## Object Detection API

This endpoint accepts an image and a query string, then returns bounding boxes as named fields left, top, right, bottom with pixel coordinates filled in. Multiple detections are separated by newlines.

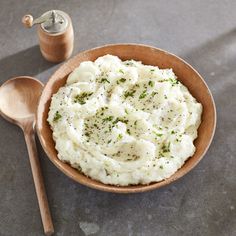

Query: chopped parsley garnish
left=117, top=134, right=123, bottom=140
left=100, top=78, right=110, bottom=83
left=125, top=109, right=129, bottom=114
left=151, top=91, right=158, bottom=97
left=150, top=69, right=155, bottom=72
left=158, top=78, right=179, bottom=85
left=112, top=118, right=120, bottom=124
left=74, top=92, right=93, bottom=105
left=169, top=78, right=179, bottom=85
left=119, top=69, right=124, bottom=74
left=117, top=78, right=126, bottom=84
left=148, top=81, right=154, bottom=87
left=103, top=116, right=114, bottom=122
left=161, top=78, right=179, bottom=85
left=171, top=130, right=175, bottom=134
left=125, top=61, right=133, bottom=66
left=139, top=90, right=147, bottom=99
left=162, top=142, right=170, bottom=153
left=112, top=117, right=128, bottom=125
left=127, top=129, right=131, bottom=135
left=53, top=111, right=62, bottom=122
left=79, top=100, right=86, bottom=105
left=153, top=131, right=163, bottom=137
left=159, top=165, right=163, bottom=169
left=124, top=90, right=136, bottom=98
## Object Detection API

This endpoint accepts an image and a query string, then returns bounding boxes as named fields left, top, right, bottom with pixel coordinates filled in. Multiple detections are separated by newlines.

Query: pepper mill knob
left=22, top=15, right=34, bottom=28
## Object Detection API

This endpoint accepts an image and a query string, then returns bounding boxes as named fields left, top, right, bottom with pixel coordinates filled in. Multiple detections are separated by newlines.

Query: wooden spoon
left=0, top=76, right=54, bottom=236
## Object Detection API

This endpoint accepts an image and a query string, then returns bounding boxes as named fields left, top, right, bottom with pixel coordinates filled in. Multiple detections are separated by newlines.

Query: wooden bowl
left=37, top=44, right=216, bottom=193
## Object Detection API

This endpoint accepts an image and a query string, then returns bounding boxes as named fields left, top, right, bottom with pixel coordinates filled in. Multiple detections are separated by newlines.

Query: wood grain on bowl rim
left=36, top=44, right=217, bottom=193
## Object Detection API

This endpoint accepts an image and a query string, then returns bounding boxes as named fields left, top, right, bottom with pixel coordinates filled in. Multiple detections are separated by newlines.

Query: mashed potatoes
left=48, top=55, right=202, bottom=186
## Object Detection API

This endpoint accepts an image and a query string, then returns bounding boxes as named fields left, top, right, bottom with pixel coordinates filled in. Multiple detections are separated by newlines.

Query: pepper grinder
left=22, top=10, right=74, bottom=63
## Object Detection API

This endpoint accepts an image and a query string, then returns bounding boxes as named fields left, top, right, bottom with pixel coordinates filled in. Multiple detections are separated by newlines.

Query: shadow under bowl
left=36, top=44, right=216, bottom=193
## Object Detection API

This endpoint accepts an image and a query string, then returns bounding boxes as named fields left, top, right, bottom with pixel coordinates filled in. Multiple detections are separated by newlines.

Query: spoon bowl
left=0, top=76, right=43, bottom=123
left=0, top=76, right=54, bottom=236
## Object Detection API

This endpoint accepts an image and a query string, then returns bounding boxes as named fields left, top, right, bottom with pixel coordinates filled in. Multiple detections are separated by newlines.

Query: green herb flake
left=122, top=119, right=129, bottom=124
left=100, top=78, right=110, bottom=84
left=162, top=142, right=170, bottom=153
left=148, top=81, right=154, bottom=87
left=159, top=165, right=164, bottom=169
left=153, top=131, right=163, bottom=137
left=139, top=90, right=147, bottom=99
left=103, top=116, right=114, bottom=122
left=169, top=78, right=179, bottom=85
left=125, top=61, right=133, bottom=66
left=117, top=134, right=123, bottom=140
left=124, top=90, right=136, bottom=98
left=112, top=117, right=120, bottom=125
left=113, top=117, right=128, bottom=125
left=117, top=78, right=126, bottom=85
left=74, top=92, right=93, bottom=105
left=171, top=130, right=175, bottom=134
left=151, top=91, right=158, bottom=97
left=119, top=69, right=124, bottom=74
left=53, top=111, right=62, bottom=122
left=150, top=69, right=155, bottom=72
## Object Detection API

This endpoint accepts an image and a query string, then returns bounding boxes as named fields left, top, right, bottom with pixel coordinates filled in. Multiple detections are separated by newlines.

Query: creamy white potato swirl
left=48, top=55, right=202, bottom=186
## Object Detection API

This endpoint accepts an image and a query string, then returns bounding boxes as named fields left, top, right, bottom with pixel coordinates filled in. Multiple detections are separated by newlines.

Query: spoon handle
left=24, top=125, right=54, bottom=236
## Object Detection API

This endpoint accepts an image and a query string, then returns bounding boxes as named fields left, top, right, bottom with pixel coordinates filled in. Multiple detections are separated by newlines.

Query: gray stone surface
left=0, top=0, right=235, bottom=235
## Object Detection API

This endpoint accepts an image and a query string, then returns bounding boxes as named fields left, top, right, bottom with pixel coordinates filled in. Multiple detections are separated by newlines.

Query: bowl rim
left=36, top=43, right=217, bottom=193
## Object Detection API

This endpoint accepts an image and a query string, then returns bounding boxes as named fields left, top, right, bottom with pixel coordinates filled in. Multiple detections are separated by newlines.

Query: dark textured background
left=0, top=0, right=235, bottom=235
